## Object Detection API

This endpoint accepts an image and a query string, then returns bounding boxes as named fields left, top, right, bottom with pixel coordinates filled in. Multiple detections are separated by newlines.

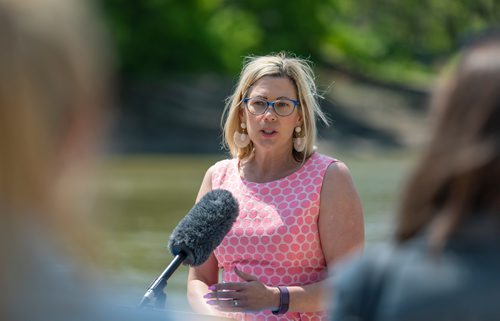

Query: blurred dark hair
left=395, top=30, right=500, bottom=249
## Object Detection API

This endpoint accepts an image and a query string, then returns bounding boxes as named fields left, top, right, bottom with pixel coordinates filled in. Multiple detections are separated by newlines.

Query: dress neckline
left=236, top=152, right=317, bottom=185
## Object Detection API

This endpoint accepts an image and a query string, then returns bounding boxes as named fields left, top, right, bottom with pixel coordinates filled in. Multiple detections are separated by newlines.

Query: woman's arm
left=319, top=161, right=365, bottom=266
left=188, top=254, right=223, bottom=315
left=186, top=166, right=225, bottom=316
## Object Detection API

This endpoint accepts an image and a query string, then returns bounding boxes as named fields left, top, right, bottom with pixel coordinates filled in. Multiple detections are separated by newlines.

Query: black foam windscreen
left=168, top=189, right=239, bottom=266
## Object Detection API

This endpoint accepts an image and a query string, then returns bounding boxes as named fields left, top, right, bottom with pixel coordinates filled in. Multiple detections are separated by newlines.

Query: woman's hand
left=204, top=267, right=280, bottom=312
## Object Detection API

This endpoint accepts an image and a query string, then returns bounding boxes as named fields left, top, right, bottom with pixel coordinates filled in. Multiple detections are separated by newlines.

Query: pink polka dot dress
left=211, top=152, right=337, bottom=321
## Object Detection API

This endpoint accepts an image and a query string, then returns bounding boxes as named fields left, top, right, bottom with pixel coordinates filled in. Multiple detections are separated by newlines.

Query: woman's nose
left=263, top=105, right=277, bottom=120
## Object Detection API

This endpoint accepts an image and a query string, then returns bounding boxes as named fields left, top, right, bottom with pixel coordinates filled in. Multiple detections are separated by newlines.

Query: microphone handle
left=139, top=251, right=187, bottom=309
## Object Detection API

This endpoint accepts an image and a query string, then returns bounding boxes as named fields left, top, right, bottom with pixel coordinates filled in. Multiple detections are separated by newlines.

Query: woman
left=330, top=32, right=500, bottom=321
left=188, top=53, right=365, bottom=321
left=0, top=0, right=167, bottom=320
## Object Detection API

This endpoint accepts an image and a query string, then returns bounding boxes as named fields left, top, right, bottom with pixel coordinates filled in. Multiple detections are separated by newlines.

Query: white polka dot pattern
left=211, top=152, right=337, bottom=321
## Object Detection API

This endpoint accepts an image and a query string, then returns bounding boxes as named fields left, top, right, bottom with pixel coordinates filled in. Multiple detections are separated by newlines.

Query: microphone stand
left=139, top=252, right=187, bottom=309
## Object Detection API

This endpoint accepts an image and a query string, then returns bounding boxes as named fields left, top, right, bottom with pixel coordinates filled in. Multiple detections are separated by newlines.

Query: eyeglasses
left=243, top=97, right=299, bottom=117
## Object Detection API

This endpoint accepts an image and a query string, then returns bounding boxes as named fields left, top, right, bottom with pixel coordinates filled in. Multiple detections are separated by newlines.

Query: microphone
left=139, top=189, right=239, bottom=309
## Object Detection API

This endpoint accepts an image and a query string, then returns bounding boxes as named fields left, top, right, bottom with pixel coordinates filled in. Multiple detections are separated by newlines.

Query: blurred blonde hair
left=0, top=0, right=112, bottom=259
left=222, top=53, right=329, bottom=162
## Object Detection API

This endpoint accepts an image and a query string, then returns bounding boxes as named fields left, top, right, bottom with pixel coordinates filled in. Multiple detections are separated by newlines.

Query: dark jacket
left=329, top=223, right=500, bottom=321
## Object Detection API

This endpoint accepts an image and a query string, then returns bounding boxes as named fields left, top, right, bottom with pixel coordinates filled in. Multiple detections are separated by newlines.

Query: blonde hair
left=222, top=53, right=329, bottom=162
left=0, top=0, right=111, bottom=259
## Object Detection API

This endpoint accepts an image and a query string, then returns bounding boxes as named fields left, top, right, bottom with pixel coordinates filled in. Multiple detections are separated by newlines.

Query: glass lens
left=246, top=98, right=268, bottom=114
left=274, top=99, right=294, bottom=116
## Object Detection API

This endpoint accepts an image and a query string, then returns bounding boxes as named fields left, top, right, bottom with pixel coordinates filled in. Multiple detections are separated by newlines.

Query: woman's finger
left=207, top=298, right=245, bottom=311
left=204, top=290, right=238, bottom=300
left=234, top=267, right=259, bottom=282
left=209, top=282, right=244, bottom=292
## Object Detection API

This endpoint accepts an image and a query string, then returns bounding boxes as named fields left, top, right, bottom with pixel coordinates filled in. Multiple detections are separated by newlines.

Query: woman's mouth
left=260, top=129, right=277, bottom=136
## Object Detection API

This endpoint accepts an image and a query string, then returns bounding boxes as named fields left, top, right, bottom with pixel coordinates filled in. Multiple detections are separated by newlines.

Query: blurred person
left=187, top=53, right=365, bottom=321
left=0, top=0, right=169, bottom=320
left=329, top=31, right=500, bottom=321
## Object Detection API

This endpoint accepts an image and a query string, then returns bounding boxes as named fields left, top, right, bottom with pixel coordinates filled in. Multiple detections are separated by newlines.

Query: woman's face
left=241, top=76, right=302, bottom=153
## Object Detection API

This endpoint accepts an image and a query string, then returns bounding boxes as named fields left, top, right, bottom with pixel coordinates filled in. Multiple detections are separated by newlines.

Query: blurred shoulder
left=331, top=238, right=434, bottom=295
left=328, top=244, right=398, bottom=320
left=331, top=244, right=396, bottom=287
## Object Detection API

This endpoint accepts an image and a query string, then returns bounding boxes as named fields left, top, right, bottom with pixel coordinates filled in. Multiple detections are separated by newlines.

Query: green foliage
left=99, top=0, right=500, bottom=84
left=100, top=0, right=330, bottom=77
left=205, top=6, right=262, bottom=72
left=319, top=0, right=500, bottom=84
left=101, top=0, right=225, bottom=76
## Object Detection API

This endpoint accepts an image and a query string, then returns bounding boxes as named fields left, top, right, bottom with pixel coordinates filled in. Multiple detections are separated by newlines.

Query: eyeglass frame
left=242, top=97, right=300, bottom=117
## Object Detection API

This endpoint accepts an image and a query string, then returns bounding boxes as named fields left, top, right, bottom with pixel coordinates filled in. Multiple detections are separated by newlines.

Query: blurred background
left=91, top=0, right=499, bottom=312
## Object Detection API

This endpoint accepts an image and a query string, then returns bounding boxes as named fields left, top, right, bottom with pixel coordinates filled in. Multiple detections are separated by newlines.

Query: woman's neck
left=240, top=148, right=302, bottom=183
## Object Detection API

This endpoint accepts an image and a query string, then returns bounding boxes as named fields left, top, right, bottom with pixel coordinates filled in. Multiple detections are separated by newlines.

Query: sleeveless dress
left=211, top=152, right=337, bottom=321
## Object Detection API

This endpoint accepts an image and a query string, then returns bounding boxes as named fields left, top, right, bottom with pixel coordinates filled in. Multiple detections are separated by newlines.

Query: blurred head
left=223, top=52, right=328, bottom=162
left=396, top=31, right=500, bottom=248
left=0, top=0, right=112, bottom=252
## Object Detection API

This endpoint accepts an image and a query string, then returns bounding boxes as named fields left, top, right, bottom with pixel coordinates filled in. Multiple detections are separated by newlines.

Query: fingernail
left=203, top=294, right=210, bottom=299
left=208, top=285, right=216, bottom=291
left=206, top=301, right=216, bottom=306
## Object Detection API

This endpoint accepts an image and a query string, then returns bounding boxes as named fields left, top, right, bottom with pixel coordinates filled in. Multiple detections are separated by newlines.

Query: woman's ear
left=296, top=114, right=303, bottom=128
left=239, top=107, right=245, bottom=124
left=297, top=107, right=303, bottom=123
